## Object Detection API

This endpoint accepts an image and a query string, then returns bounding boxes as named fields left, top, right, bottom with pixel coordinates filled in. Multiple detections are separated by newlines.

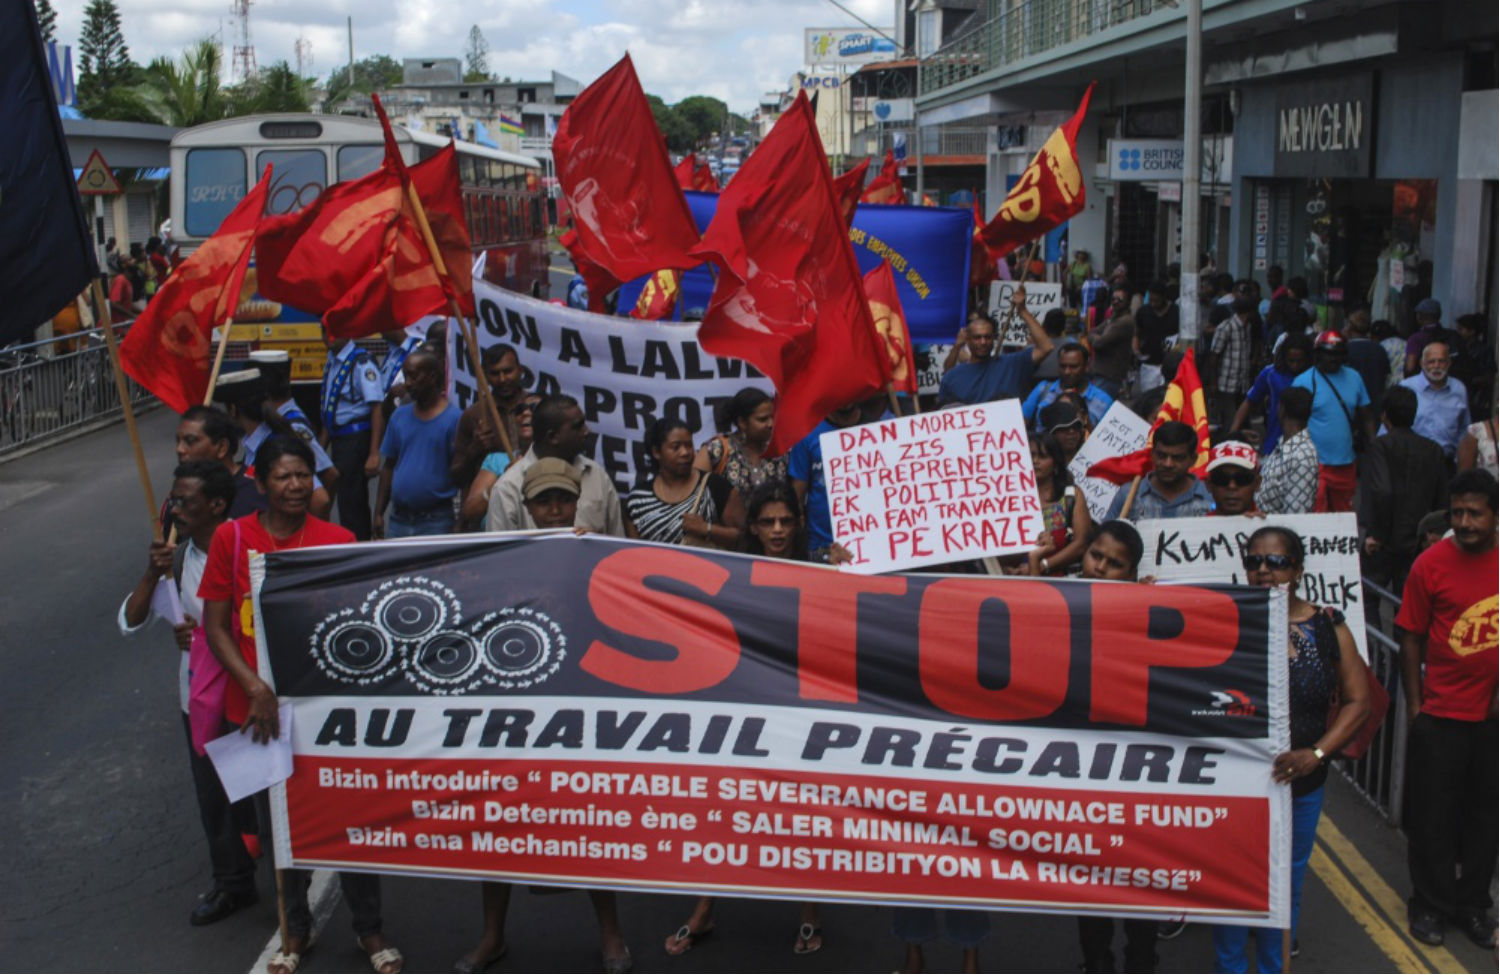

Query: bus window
left=337, top=144, right=384, bottom=181
left=184, top=148, right=247, bottom=237
left=258, top=149, right=327, bottom=215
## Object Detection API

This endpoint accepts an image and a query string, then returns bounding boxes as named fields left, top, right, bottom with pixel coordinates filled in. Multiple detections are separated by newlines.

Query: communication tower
left=230, top=0, right=257, bottom=83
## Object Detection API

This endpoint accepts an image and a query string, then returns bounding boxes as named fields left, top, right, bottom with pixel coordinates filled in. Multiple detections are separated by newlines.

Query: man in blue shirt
left=1292, top=331, right=1376, bottom=512
left=788, top=401, right=865, bottom=561
left=374, top=347, right=461, bottom=538
left=1401, top=341, right=1471, bottom=462
left=938, top=287, right=1054, bottom=405
left=1021, top=342, right=1112, bottom=431
left=320, top=338, right=387, bottom=539
left=1103, top=421, right=1214, bottom=521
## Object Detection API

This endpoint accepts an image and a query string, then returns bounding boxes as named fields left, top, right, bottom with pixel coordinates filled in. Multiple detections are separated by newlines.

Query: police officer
left=379, top=329, right=424, bottom=401
left=319, top=337, right=385, bottom=540
left=249, top=350, right=339, bottom=494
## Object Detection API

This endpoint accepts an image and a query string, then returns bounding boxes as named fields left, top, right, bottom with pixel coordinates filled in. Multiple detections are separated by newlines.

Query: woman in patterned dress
left=694, top=387, right=787, bottom=496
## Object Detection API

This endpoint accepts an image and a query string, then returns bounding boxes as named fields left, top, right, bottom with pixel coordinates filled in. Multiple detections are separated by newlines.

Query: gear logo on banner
left=308, top=576, right=566, bottom=695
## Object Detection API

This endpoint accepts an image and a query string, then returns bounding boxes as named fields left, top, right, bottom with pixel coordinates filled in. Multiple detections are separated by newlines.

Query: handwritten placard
left=989, top=281, right=1063, bottom=348
left=917, top=343, right=952, bottom=396
left=822, top=400, right=1044, bottom=574
left=1137, top=512, right=1369, bottom=662
left=1068, top=402, right=1152, bottom=521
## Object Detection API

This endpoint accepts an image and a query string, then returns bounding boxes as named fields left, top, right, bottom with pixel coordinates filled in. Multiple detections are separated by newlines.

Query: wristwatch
left=1312, top=747, right=1327, bottom=764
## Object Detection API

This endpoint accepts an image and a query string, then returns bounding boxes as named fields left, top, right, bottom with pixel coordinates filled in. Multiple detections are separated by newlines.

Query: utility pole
left=1179, top=0, right=1202, bottom=340
left=915, top=56, right=924, bottom=202
left=347, top=16, right=355, bottom=89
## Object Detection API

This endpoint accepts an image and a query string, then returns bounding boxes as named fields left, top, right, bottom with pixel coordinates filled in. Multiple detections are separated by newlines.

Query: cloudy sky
left=53, top=0, right=896, bottom=111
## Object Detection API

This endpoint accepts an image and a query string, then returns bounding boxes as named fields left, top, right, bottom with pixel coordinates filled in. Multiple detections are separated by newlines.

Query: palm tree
left=139, top=38, right=227, bottom=127
left=230, top=61, right=311, bottom=115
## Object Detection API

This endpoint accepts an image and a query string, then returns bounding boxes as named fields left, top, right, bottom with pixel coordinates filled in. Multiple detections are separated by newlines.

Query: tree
left=646, top=94, right=695, bottom=154
left=464, top=25, right=489, bottom=82
left=239, top=61, right=312, bottom=114
left=674, top=95, right=730, bottom=146
left=77, top=0, right=137, bottom=116
left=34, top=0, right=57, bottom=42
left=139, top=38, right=227, bottom=127
left=322, top=53, right=403, bottom=106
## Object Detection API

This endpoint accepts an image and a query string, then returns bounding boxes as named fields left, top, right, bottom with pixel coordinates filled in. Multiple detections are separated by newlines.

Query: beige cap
left=522, top=457, right=582, bottom=500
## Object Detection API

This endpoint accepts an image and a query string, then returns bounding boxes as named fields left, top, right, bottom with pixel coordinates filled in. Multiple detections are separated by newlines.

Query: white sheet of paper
left=205, top=703, right=294, bottom=803
left=1068, top=402, right=1152, bottom=522
left=150, top=577, right=185, bottom=626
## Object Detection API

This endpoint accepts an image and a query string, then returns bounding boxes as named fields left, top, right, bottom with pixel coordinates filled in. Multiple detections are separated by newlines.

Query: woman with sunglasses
left=460, top=394, right=542, bottom=529
left=1211, top=526, right=1370, bottom=973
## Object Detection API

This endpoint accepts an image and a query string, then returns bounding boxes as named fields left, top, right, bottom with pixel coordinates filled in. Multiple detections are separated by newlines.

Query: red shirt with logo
left=199, top=513, right=355, bottom=723
left=1396, top=538, right=1499, bottom=721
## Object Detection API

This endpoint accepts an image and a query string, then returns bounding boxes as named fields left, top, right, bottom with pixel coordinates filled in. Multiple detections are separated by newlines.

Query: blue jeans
left=1211, top=786, right=1324, bottom=973
left=892, top=908, right=990, bottom=947
left=386, top=504, right=454, bottom=538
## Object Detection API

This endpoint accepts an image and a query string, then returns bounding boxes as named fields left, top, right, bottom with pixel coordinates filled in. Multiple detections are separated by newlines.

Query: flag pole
left=998, top=237, right=1043, bottom=339
left=93, top=278, right=160, bottom=538
left=1117, top=474, right=1144, bottom=520
left=205, top=319, right=236, bottom=400
left=402, top=182, right=515, bottom=462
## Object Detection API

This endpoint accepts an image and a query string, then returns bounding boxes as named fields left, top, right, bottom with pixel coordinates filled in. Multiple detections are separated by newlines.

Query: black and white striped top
left=624, top=472, right=733, bottom=545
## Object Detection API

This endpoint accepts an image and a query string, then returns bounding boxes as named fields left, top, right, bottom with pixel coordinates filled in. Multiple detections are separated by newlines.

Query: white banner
left=1068, top=403, right=1152, bottom=522
left=989, top=281, right=1062, bottom=348
left=1137, top=512, right=1369, bottom=662
left=450, top=282, right=772, bottom=492
left=821, top=400, right=1044, bottom=574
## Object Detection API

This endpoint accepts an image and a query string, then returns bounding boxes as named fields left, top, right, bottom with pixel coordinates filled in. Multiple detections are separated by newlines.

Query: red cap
left=1314, top=330, right=1345, bottom=349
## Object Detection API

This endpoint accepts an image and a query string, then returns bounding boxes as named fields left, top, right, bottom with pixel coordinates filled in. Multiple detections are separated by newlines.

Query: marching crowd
left=116, top=259, right=1497, bottom=974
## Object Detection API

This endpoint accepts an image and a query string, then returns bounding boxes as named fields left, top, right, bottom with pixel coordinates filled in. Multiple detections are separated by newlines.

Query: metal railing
left=0, top=327, right=156, bottom=459
left=1336, top=577, right=1408, bottom=825
left=921, top=0, right=1171, bottom=95
left=854, top=125, right=991, bottom=159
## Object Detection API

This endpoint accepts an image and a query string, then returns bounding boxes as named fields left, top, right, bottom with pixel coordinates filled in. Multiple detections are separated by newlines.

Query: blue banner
left=0, top=0, right=97, bottom=344
left=617, top=193, right=973, bottom=341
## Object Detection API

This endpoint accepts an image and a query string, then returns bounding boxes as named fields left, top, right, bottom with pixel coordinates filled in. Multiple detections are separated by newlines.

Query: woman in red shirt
left=200, top=436, right=402, bottom=974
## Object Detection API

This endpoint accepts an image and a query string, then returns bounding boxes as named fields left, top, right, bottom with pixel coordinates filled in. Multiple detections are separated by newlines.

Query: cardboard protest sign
left=1068, top=403, right=1152, bottom=521
left=916, top=344, right=952, bottom=397
left=1136, top=512, right=1369, bottom=662
left=256, top=534, right=1291, bottom=927
left=451, top=279, right=772, bottom=491
left=820, top=400, right=1044, bottom=573
left=990, top=280, right=1063, bottom=348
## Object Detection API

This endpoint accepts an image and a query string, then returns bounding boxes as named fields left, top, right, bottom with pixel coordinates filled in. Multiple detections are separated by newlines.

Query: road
left=0, top=409, right=1492, bottom=974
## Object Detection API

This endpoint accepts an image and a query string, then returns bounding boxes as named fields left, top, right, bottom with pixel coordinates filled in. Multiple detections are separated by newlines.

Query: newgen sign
left=1272, top=74, right=1373, bottom=178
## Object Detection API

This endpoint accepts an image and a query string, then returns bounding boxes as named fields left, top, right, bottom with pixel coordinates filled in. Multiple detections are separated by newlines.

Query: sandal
left=268, top=935, right=315, bottom=974
left=358, top=938, right=404, bottom=974
left=664, top=923, right=714, bottom=956
left=603, top=946, right=633, bottom=973
left=453, top=944, right=507, bottom=973
left=793, top=922, right=823, bottom=955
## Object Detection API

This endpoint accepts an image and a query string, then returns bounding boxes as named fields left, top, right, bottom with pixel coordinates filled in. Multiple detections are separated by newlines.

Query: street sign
left=76, top=149, right=122, bottom=196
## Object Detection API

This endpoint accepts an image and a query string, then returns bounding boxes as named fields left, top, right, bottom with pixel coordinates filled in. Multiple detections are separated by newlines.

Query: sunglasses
left=1210, top=469, right=1256, bottom=488
left=1242, top=554, right=1296, bottom=572
left=512, top=402, right=538, bottom=416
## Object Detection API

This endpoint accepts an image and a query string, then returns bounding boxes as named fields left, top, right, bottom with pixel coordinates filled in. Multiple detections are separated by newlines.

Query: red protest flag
left=559, top=227, right=622, bottom=315
left=674, top=153, right=698, bottom=191
left=693, top=162, right=717, bottom=193
left=690, top=92, right=886, bottom=456
left=552, top=54, right=701, bottom=289
left=118, top=167, right=270, bottom=413
left=631, top=268, right=682, bottom=320
left=831, top=157, right=871, bottom=227
left=969, top=198, right=998, bottom=290
left=978, top=82, right=1095, bottom=259
left=255, top=119, right=473, bottom=338
left=863, top=261, right=918, bottom=395
left=1086, top=346, right=1212, bottom=484
left=860, top=149, right=904, bottom=204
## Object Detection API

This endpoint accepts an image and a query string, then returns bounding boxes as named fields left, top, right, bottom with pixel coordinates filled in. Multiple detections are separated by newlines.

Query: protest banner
left=615, top=193, right=972, bottom=341
left=255, top=534, right=1290, bottom=925
left=916, top=344, right=952, bottom=397
left=821, top=400, right=1045, bottom=573
left=1068, top=403, right=1152, bottom=521
left=990, top=280, right=1063, bottom=348
left=1137, top=512, right=1369, bottom=662
left=450, top=279, right=772, bottom=491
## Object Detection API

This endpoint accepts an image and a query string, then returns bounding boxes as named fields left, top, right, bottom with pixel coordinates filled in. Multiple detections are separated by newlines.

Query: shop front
left=1231, top=59, right=1469, bottom=332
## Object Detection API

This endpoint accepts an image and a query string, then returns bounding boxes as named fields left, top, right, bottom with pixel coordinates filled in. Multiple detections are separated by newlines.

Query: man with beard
left=451, top=344, right=526, bottom=492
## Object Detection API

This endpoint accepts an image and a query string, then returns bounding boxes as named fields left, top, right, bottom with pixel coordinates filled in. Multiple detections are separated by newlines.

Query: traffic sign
left=76, top=149, right=122, bottom=195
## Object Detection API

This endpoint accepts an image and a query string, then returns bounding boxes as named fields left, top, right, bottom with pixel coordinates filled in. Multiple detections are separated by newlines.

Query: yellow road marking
left=1310, top=845, right=1432, bottom=972
left=549, top=265, right=575, bottom=276
left=1315, top=816, right=1472, bottom=973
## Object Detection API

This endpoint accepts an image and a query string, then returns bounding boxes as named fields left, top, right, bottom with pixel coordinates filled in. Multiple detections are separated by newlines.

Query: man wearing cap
left=1404, top=298, right=1453, bottom=378
left=1255, top=387, right=1320, bottom=515
left=1039, top=400, right=1087, bottom=465
left=1205, top=441, right=1262, bottom=516
left=1103, top=420, right=1213, bottom=521
left=1291, top=331, right=1375, bottom=512
left=1021, top=342, right=1113, bottom=432
left=937, top=288, right=1054, bottom=406
left=1400, top=342, right=1470, bottom=463
left=320, top=338, right=386, bottom=540
left=522, top=458, right=583, bottom=529
left=486, top=394, right=624, bottom=536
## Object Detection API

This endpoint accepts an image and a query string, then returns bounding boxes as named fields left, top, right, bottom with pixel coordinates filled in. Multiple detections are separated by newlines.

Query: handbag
left=1317, top=608, right=1389, bottom=760
left=187, top=520, right=239, bottom=755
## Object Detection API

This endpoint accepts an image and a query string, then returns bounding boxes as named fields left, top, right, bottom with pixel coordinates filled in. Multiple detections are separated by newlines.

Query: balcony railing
left=920, top=0, right=1170, bottom=95
left=853, top=125, right=991, bottom=159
